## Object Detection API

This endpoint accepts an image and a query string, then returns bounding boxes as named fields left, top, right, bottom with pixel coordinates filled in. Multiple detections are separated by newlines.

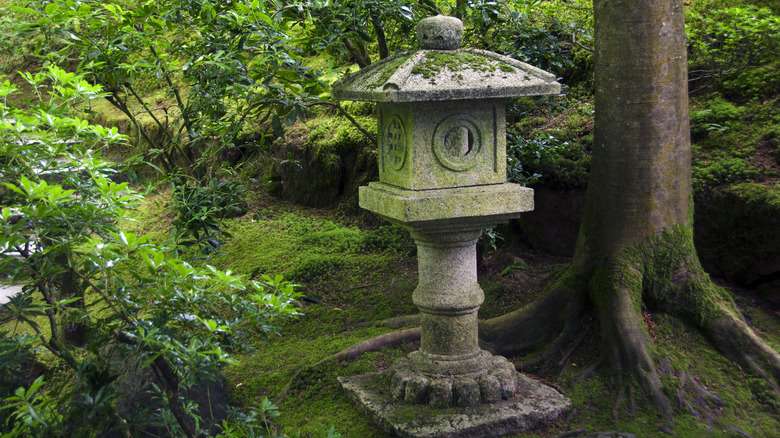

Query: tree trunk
left=479, top=0, right=780, bottom=422
left=578, top=0, right=691, bottom=269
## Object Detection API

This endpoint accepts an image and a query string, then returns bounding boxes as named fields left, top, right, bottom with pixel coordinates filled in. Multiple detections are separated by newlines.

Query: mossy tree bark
left=480, top=0, right=780, bottom=420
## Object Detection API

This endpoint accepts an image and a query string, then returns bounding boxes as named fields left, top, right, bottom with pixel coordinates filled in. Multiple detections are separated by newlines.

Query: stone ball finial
left=417, top=15, right=464, bottom=50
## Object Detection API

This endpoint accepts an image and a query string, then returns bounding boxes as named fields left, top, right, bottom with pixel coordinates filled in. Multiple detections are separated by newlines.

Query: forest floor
left=126, top=188, right=780, bottom=438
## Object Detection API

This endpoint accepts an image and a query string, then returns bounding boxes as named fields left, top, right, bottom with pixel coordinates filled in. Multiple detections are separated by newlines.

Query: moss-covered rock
left=694, top=182, right=780, bottom=288
left=268, top=112, right=377, bottom=208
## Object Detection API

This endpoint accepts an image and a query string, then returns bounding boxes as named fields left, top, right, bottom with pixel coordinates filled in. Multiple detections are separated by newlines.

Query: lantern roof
left=332, top=16, right=561, bottom=103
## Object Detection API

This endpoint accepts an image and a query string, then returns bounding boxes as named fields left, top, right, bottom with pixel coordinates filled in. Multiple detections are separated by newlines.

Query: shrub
left=690, top=97, right=745, bottom=141
left=507, top=133, right=591, bottom=189
left=0, top=69, right=299, bottom=436
left=170, top=177, right=247, bottom=257
left=462, top=0, right=590, bottom=78
left=687, top=7, right=780, bottom=98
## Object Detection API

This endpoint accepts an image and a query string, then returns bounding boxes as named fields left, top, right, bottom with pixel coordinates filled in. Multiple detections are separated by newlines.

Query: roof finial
left=416, top=15, right=464, bottom=50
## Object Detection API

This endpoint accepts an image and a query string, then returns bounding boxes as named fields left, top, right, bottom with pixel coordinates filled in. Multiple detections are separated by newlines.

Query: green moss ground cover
left=114, top=191, right=780, bottom=437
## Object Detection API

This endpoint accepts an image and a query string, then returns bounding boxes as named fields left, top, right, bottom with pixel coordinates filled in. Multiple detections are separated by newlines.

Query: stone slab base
left=338, top=372, right=570, bottom=438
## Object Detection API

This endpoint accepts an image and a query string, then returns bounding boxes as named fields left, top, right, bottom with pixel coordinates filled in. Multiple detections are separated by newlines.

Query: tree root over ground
left=477, top=230, right=780, bottom=426
left=275, top=327, right=420, bottom=404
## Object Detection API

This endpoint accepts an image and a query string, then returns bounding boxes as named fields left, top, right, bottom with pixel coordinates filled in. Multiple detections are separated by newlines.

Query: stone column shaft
left=410, top=230, right=485, bottom=375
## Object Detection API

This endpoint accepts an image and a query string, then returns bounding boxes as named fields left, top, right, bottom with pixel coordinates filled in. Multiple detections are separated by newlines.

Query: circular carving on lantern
left=433, top=115, right=482, bottom=172
left=384, top=115, right=407, bottom=171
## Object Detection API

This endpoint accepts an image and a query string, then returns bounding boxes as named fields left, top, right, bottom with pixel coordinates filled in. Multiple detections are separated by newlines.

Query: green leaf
left=11, top=6, right=41, bottom=15
left=3, top=182, right=26, bottom=196
left=256, top=12, right=273, bottom=26
left=77, top=3, right=92, bottom=16
left=44, top=3, right=59, bottom=15
left=57, top=297, right=83, bottom=307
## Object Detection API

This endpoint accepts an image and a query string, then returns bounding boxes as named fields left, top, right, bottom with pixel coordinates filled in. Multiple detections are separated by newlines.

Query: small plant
left=481, top=228, right=504, bottom=254
left=501, top=261, right=528, bottom=276
left=692, top=156, right=759, bottom=190
left=170, top=177, right=247, bottom=257
left=690, top=97, right=744, bottom=141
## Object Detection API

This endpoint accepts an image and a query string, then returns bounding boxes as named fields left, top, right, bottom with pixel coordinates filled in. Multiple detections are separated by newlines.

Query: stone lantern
left=334, top=16, right=570, bottom=437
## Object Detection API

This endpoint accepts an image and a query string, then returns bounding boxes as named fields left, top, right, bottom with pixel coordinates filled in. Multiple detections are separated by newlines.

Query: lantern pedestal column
left=387, top=229, right=518, bottom=408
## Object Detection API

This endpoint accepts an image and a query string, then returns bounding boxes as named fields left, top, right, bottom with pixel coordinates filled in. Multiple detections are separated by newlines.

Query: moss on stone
left=270, top=113, right=377, bottom=207
left=366, top=53, right=415, bottom=89
left=409, top=51, right=513, bottom=83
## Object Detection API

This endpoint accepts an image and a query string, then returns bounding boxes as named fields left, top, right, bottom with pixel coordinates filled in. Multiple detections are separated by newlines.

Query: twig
left=726, top=426, right=754, bottom=438
left=539, top=102, right=584, bottom=131
left=236, top=100, right=378, bottom=147
left=343, top=281, right=381, bottom=293
left=573, top=41, right=593, bottom=53
left=553, top=426, right=586, bottom=438
left=70, top=267, right=134, bottom=325
left=573, top=355, right=603, bottom=384
left=306, top=101, right=378, bottom=146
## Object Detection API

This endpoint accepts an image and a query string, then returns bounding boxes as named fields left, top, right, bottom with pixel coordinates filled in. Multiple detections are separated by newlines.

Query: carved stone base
left=388, top=352, right=518, bottom=408
left=339, top=371, right=571, bottom=438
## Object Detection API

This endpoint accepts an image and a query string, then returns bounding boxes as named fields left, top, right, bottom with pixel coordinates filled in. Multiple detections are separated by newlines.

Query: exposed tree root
left=319, top=233, right=779, bottom=428
left=706, top=305, right=780, bottom=397
left=726, top=426, right=754, bottom=438
left=275, top=327, right=419, bottom=404
left=555, top=330, right=590, bottom=381
left=593, top=264, right=673, bottom=421
left=636, top=238, right=780, bottom=401
left=479, top=268, right=587, bottom=356
left=573, top=355, right=604, bottom=385
left=513, top=310, right=586, bottom=374
left=370, top=314, right=421, bottom=329
left=673, top=369, right=722, bottom=427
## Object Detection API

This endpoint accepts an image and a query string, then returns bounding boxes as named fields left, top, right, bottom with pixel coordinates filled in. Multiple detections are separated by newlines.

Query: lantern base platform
left=338, top=371, right=570, bottom=438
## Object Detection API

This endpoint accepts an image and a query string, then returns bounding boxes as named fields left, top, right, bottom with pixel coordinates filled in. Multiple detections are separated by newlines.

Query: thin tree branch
left=69, top=267, right=134, bottom=325
left=371, top=15, right=389, bottom=60
left=343, top=38, right=370, bottom=68
left=306, top=101, right=378, bottom=146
